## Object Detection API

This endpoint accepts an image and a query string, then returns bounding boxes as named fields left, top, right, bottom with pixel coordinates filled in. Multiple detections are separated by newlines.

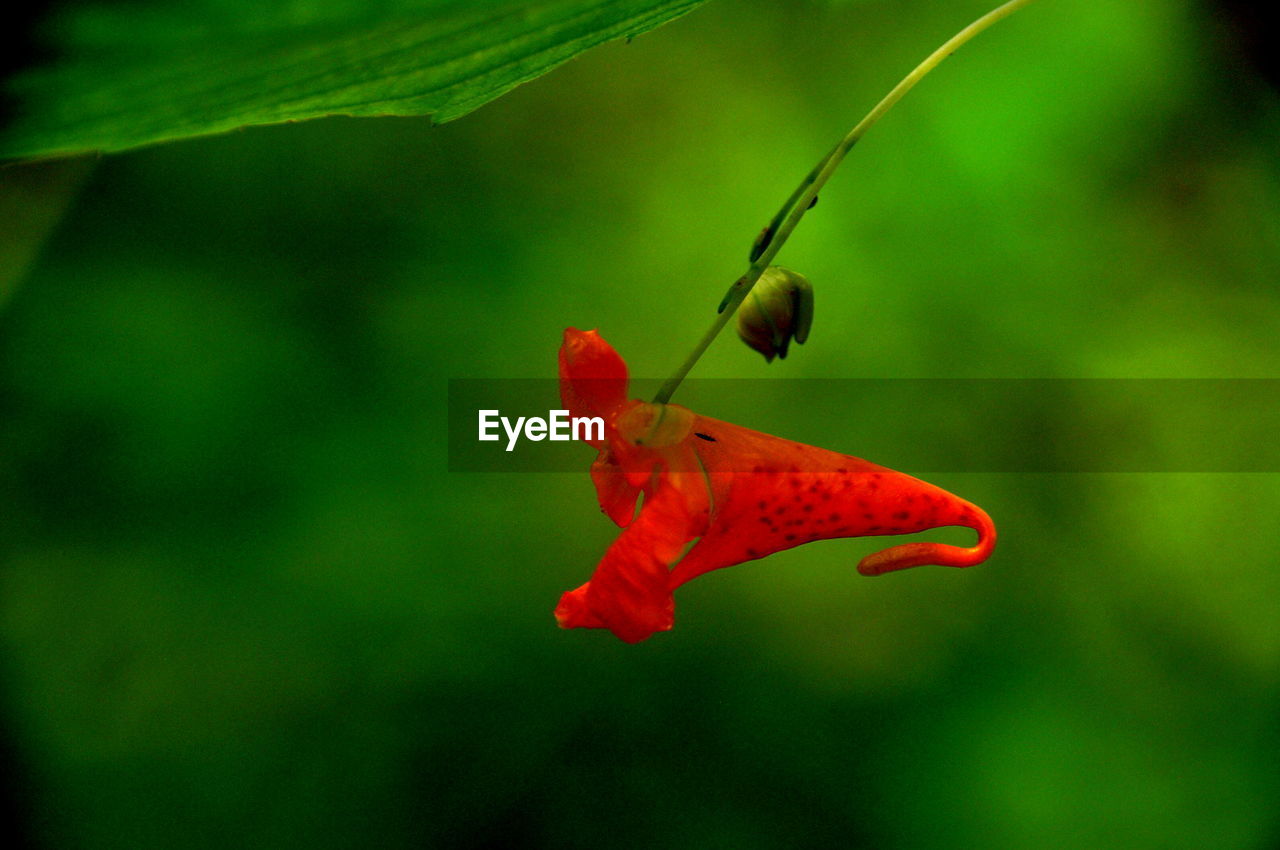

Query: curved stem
left=653, top=0, right=1036, bottom=405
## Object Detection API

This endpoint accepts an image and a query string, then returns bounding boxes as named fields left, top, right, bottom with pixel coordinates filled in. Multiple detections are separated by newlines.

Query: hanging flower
left=555, top=328, right=996, bottom=643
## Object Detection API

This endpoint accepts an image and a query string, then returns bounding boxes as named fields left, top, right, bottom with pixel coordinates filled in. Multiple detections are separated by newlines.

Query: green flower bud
left=736, top=266, right=814, bottom=362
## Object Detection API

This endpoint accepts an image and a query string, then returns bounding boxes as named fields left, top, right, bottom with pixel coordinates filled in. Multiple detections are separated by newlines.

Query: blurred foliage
left=0, top=0, right=708, bottom=159
left=0, top=158, right=92, bottom=306
left=2, top=0, right=1280, bottom=847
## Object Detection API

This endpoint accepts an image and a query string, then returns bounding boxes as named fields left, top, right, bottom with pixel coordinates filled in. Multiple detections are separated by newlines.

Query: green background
left=3, top=0, right=1279, bottom=846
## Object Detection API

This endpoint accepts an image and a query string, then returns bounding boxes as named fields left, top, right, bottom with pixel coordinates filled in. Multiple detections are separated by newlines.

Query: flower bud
left=736, top=266, right=814, bottom=362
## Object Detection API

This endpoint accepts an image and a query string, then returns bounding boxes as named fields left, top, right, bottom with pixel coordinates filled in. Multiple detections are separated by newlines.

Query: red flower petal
left=559, top=328, right=629, bottom=440
left=555, top=474, right=707, bottom=643
left=590, top=450, right=641, bottom=528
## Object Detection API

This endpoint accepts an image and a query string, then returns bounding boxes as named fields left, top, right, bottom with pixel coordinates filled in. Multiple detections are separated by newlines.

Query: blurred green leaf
left=0, top=158, right=93, bottom=305
left=1, top=0, right=709, bottom=160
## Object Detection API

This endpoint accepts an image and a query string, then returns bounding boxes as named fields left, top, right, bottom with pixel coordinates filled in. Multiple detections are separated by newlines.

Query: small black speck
left=695, top=432, right=716, bottom=442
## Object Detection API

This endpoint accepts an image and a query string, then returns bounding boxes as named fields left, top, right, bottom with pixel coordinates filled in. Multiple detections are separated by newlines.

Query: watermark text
left=477, top=409, right=604, bottom=452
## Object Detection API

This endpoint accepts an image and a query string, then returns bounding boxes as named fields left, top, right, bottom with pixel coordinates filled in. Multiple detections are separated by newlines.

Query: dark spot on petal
left=893, top=510, right=910, bottom=520
left=863, top=512, right=875, bottom=520
left=695, top=432, right=716, bottom=442
left=802, top=504, right=813, bottom=512
left=775, top=506, right=787, bottom=516
left=758, top=500, right=768, bottom=510
left=785, top=534, right=797, bottom=542
left=829, top=513, right=841, bottom=522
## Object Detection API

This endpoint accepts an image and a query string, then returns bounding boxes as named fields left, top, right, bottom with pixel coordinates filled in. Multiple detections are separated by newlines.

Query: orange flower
left=555, top=328, right=996, bottom=643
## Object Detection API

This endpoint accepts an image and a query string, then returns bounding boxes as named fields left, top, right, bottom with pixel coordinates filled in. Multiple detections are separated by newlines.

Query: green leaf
left=1, top=0, right=709, bottom=160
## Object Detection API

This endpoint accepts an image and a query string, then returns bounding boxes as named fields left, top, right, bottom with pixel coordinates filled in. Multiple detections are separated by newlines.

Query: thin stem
left=653, top=0, right=1036, bottom=405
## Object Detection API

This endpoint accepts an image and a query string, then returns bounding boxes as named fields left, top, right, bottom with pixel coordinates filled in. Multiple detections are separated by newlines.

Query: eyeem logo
left=478, top=409, right=604, bottom=452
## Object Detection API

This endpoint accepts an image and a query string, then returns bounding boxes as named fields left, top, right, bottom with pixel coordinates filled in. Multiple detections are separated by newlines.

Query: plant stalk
left=652, top=0, right=1036, bottom=405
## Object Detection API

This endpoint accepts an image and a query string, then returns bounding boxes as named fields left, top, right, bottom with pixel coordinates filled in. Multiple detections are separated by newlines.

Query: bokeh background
left=3, top=0, right=1280, bottom=846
